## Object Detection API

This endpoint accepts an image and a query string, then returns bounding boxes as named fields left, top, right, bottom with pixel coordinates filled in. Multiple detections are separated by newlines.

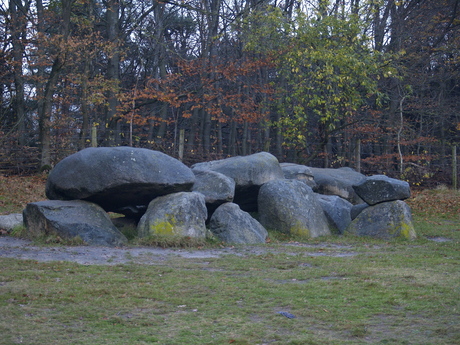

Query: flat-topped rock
left=280, top=163, right=317, bottom=189
left=46, top=147, right=195, bottom=216
left=353, top=175, right=411, bottom=205
left=309, top=167, right=366, bottom=204
left=23, top=200, right=127, bottom=246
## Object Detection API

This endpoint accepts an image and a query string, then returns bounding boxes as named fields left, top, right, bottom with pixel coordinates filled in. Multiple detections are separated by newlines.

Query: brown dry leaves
left=0, top=175, right=47, bottom=215
left=407, top=188, right=460, bottom=220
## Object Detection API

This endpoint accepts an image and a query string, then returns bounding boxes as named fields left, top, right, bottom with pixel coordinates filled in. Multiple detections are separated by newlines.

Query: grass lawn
left=0, top=176, right=459, bottom=344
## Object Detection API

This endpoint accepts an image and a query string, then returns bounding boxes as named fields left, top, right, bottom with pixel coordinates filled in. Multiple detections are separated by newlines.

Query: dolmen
left=21, top=147, right=416, bottom=246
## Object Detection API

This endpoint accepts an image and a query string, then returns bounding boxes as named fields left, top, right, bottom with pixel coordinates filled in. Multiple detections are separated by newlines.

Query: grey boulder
left=0, top=213, right=23, bottom=232
left=137, top=192, right=207, bottom=239
left=350, top=203, right=370, bottom=220
left=23, top=200, right=128, bottom=246
left=309, top=167, right=366, bottom=204
left=258, top=179, right=330, bottom=238
left=191, top=169, right=235, bottom=219
left=210, top=203, right=268, bottom=244
left=192, top=152, right=284, bottom=212
left=46, top=147, right=195, bottom=216
left=317, top=194, right=352, bottom=234
left=345, top=200, right=416, bottom=240
left=280, top=163, right=317, bottom=189
left=353, top=175, right=411, bottom=205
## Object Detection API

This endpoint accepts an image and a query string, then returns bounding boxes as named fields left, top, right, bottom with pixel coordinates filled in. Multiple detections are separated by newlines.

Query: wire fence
left=1, top=129, right=458, bottom=189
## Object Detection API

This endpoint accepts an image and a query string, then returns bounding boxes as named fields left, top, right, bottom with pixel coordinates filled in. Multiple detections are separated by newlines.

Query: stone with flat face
left=317, top=194, right=352, bottom=234
left=280, top=163, right=317, bottom=189
left=309, top=167, right=366, bottom=204
left=46, top=147, right=195, bottom=216
left=353, top=175, right=411, bottom=205
left=23, top=200, right=127, bottom=246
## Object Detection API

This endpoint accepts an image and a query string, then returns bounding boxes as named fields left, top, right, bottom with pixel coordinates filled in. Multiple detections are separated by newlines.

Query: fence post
left=178, top=129, right=185, bottom=162
left=355, top=138, right=361, bottom=173
left=91, top=125, right=97, bottom=147
left=453, top=146, right=457, bottom=190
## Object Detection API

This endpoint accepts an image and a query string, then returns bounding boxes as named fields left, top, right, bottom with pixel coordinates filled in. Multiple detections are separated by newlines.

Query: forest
left=0, top=0, right=459, bottom=186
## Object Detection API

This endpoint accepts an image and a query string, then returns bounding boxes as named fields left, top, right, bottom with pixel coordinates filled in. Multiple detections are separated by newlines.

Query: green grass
left=1, top=229, right=459, bottom=344
left=0, top=178, right=459, bottom=344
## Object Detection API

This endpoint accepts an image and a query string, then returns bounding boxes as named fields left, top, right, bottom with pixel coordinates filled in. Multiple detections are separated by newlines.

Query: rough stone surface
left=46, top=147, right=195, bottom=216
left=191, top=169, right=235, bottom=219
left=0, top=213, right=23, bottom=231
left=350, top=203, right=370, bottom=220
left=23, top=200, right=128, bottom=246
left=209, top=203, right=268, bottom=244
left=317, top=194, right=352, bottom=234
left=345, top=200, right=416, bottom=240
left=192, top=152, right=284, bottom=212
left=309, top=167, right=366, bottom=204
left=258, top=179, right=330, bottom=238
left=280, top=163, right=317, bottom=189
left=137, top=192, right=207, bottom=239
left=353, top=175, right=411, bottom=205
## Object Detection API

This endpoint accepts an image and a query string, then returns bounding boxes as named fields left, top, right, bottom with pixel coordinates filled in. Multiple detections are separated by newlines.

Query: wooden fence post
left=453, top=146, right=457, bottom=190
left=91, top=126, right=97, bottom=147
left=178, top=129, right=185, bottom=162
left=355, top=138, right=361, bottom=173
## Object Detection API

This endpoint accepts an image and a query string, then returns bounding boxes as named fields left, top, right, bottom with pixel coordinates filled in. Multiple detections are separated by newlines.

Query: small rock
left=209, top=203, right=268, bottom=244
left=0, top=213, right=23, bottom=232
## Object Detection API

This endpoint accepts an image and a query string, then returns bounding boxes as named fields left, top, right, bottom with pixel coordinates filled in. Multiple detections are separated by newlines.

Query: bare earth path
left=0, top=236, right=357, bottom=265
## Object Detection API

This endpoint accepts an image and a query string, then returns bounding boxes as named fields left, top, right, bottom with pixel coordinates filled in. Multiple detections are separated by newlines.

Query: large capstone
left=46, top=147, right=195, bottom=217
left=192, top=152, right=284, bottom=212
left=209, top=202, right=268, bottom=244
left=353, top=175, right=411, bottom=205
left=345, top=200, right=416, bottom=240
left=280, top=163, right=317, bottom=189
left=137, top=192, right=207, bottom=239
left=309, top=167, right=366, bottom=204
left=258, top=179, right=330, bottom=238
left=23, top=200, right=128, bottom=246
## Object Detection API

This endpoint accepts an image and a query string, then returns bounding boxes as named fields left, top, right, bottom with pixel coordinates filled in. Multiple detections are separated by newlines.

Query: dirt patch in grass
left=0, top=236, right=359, bottom=265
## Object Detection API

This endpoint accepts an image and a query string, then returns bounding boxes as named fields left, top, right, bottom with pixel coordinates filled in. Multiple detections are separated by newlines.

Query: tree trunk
left=229, top=120, right=237, bottom=156
left=217, top=122, right=223, bottom=155
left=155, top=102, right=169, bottom=143
left=10, top=0, right=29, bottom=145
left=275, top=112, right=283, bottom=158
left=242, top=121, right=248, bottom=155
left=187, top=108, right=199, bottom=153
left=79, top=58, right=91, bottom=149
left=104, top=0, right=120, bottom=145
left=202, top=111, right=211, bottom=155
left=37, top=0, right=72, bottom=168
